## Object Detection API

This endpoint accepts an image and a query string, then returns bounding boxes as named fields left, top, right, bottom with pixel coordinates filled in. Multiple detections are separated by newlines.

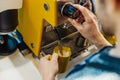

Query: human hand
left=75, top=0, right=92, bottom=10
left=68, top=4, right=111, bottom=48
left=39, top=54, right=59, bottom=80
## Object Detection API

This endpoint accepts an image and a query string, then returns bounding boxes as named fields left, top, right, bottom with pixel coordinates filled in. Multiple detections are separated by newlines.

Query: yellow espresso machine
left=18, top=0, right=88, bottom=58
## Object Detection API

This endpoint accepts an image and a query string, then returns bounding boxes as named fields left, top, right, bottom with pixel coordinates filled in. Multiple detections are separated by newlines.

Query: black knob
left=61, top=3, right=80, bottom=19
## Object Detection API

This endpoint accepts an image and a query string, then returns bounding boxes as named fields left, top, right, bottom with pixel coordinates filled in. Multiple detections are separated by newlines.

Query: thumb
left=51, top=53, right=59, bottom=62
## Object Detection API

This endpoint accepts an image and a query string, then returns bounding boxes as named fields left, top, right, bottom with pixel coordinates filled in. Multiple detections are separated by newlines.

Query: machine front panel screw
left=44, top=3, right=49, bottom=11
left=31, top=43, right=35, bottom=48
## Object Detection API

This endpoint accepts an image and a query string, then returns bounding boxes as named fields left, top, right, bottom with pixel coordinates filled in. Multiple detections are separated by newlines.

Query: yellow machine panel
left=18, top=0, right=57, bottom=56
left=18, top=0, right=89, bottom=58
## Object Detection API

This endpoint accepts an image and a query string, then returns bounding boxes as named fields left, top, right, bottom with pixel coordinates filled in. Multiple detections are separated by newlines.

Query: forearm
left=43, top=77, right=55, bottom=80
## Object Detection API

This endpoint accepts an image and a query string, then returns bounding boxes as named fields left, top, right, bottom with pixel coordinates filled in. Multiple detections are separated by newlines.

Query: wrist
left=91, top=32, right=112, bottom=48
left=43, top=74, right=55, bottom=80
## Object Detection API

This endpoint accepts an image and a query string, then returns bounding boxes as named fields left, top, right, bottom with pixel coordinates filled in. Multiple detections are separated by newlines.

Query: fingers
left=86, top=0, right=92, bottom=10
left=45, top=55, right=51, bottom=60
left=41, top=55, right=51, bottom=61
left=51, top=54, right=58, bottom=62
left=73, top=4, right=94, bottom=23
left=40, top=53, right=58, bottom=62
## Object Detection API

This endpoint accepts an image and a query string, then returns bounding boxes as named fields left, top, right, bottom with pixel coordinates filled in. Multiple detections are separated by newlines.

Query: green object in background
left=53, top=46, right=71, bottom=73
